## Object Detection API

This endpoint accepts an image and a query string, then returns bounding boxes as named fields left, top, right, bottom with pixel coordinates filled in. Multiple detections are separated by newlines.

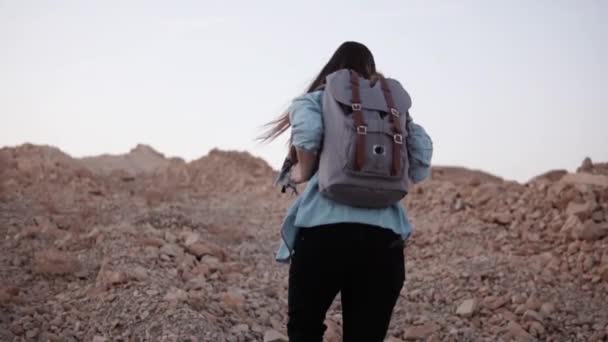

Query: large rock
left=185, top=242, right=215, bottom=258
left=471, top=183, right=503, bottom=207
left=548, top=181, right=576, bottom=209
left=221, top=291, right=245, bottom=308
left=403, top=323, right=440, bottom=340
left=263, top=330, right=288, bottom=342
left=576, top=221, right=608, bottom=241
left=597, top=265, right=608, bottom=282
left=456, top=298, right=478, bottom=317
left=561, top=173, right=608, bottom=188
left=566, top=201, right=597, bottom=221
left=561, top=215, right=584, bottom=240
left=577, top=157, right=594, bottom=173
left=504, top=321, right=536, bottom=342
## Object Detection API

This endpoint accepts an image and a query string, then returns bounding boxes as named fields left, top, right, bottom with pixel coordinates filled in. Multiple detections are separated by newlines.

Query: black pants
left=287, top=223, right=405, bottom=342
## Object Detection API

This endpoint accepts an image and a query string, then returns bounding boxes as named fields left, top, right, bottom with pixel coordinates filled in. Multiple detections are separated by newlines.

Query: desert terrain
left=1, top=144, right=607, bottom=341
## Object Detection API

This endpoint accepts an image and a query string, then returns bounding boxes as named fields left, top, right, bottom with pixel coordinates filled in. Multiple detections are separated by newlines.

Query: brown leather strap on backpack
left=379, top=76, right=403, bottom=176
left=350, top=70, right=366, bottom=171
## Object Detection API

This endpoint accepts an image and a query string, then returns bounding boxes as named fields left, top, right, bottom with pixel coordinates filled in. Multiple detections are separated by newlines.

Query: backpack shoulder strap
left=379, top=75, right=404, bottom=176
left=350, top=70, right=367, bottom=171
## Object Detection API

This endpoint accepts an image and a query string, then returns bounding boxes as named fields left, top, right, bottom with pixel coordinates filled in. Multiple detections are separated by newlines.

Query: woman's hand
left=290, top=164, right=306, bottom=184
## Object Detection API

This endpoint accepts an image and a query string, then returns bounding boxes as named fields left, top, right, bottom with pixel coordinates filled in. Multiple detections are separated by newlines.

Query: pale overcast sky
left=1, top=0, right=606, bottom=181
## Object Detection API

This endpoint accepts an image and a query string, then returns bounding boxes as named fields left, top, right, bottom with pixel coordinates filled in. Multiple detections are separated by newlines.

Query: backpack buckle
left=357, top=125, right=367, bottom=135
left=394, top=134, right=403, bottom=144
left=390, top=108, right=400, bottom=117
left=352, top=103, right=362, bottom=111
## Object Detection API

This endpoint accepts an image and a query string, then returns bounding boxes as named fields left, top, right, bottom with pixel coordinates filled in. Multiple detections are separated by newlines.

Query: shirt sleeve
left=406, top=120, right=433, bottom=183
left=289, top=92, right=324, bottom=152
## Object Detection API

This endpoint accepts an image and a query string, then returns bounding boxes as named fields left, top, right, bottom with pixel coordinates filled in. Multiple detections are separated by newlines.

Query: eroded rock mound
left=81, top=144, right=176, bottom=176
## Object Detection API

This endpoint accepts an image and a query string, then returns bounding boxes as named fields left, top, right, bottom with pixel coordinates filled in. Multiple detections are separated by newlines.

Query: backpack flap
left=325, top=69, right=412, bottom=115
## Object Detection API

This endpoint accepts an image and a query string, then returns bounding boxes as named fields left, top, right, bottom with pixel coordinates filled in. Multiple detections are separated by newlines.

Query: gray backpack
left=318, top=69, right=412, bottom=208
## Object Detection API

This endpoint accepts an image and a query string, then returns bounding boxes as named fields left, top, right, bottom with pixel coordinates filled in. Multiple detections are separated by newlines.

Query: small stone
left=92, top=336, right=107, bottom=342
left=164, top=231, right=177, bottom=243
left=26, top=328, right=39, bottom=339
left=263, top=329, right=288, bottom=342
left=583, top=255, right=596, bottom=272
left=139, top=237, right=164, bottom=248
left=577, top=221, right=608, bottom=241
left=483, top=295, right=509, bottom=310
left=561, top=215, right=583, bottom=240
left=191, top=263, right=211, bottom=277
left=185, top=275, right=206, bottom=291
left=146, top=289, right=159, bottom=296
left=504, top=321, right=535, bottom=342
left=160, top=243, right=183, bottom=257
left=201, top=256, right=222, bottom=270
left=511, top=294, right=526, bottom=305
left=181, top=231, right=200, bottom=246
left=222, top=291, right=245, bottom=308
left=8, top=324, right=24, bottom=337
left=528, top=321, right=545, bottom=337
left=186, top=242, right=214, bottom=258
left=42, top=332, right=61, bottom=342
left=456, top=298, right=477, bottom=317
left=522, top=310, right=544, bottom=323
left=567, top=242, right=580, bottom=254
left=524, top=295, right=542, bottom=311
left=130, top=266, right=148, bottom=281
left=163, top=288, right=187, bottom=302
left=493, top=212, right=512, bottom=225
left=592, top=210, right=605, bottom=223
left=540, top=302, right=555, bottom=316
left=514, top=304, right=527, bottom=315
left=33, top=249, right=80, bottom=275
left=107, top=271, right=128, bottom=285
left=230, top=324, right=249, bottom=334
left=427, top=334, right=440, bottom=342
left=596, top=264, right=608, bottom=281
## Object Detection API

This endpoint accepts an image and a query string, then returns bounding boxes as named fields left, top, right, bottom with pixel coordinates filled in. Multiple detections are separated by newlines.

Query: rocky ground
left=1, top=144, right=607, bottom=341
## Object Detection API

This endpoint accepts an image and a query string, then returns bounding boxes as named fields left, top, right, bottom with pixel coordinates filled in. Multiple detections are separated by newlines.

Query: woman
left=260, top=41, right=433, bottom=342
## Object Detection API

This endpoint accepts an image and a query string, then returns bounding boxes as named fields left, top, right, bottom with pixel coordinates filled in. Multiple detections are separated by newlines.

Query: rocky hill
left=80, top=144, right=176, bottom=176
left=1, top=144, right=607, bottom=341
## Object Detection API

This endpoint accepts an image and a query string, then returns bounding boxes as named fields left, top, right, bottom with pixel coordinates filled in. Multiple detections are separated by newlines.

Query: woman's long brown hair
left=258, top=41, right=377, bottom=143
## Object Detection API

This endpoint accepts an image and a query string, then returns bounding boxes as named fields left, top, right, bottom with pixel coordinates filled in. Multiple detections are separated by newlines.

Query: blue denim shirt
left=276, top=90, right=433, bottom=262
